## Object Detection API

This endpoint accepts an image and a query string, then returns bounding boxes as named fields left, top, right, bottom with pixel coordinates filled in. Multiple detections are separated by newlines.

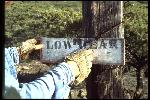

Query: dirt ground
left=16, top=59, right=148, bottom=99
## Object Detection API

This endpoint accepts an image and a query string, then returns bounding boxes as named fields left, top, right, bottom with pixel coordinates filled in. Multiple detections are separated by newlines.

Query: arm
left=4, top=39, right=93, bottom=99
left=19, top=62, right=74, bottom=99
left=5, top=47, right=19, bottom=79
left=4, top=47, right=75, bottom=99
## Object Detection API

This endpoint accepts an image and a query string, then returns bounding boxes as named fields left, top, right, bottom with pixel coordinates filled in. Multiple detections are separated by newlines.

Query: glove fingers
left=74, top=76, right=85, bottom=85
left=86, top=61, right=92, bottom=69
left=65, top=49, right=93, bottom=86
left=85, top=54, right=94, bottom=62
left=34, top=44, right=44, bottom=50
left=25, top=39, right=37, bottom=44
left=82, top=49, right=93, bottom=56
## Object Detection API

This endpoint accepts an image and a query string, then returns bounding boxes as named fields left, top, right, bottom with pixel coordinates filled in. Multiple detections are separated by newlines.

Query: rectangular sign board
left=40, top=37, right=125, bottom=65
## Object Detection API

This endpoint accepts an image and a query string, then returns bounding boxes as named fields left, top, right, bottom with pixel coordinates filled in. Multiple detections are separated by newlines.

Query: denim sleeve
left=19, top=62, right=74, bottom=99
left=4, top=47, right=75, bottom=99
left=5, top=47, right=19, bottom=80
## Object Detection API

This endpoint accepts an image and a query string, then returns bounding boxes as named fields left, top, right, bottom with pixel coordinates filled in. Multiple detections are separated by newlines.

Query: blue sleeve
left=5, top=47, right=19, bottom=80
left=4, top=47, right=75, bottom=99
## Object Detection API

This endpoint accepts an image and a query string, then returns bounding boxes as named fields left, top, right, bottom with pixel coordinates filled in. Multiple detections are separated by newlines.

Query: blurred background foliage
left=123, top=1, right=148, bottom=71
left=5, top=1, right=83, bottom=47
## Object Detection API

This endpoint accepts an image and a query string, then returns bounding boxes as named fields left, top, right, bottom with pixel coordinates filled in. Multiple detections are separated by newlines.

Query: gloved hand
left=65, top=49, right=94, bottom=85
left=17, top=39, right=44, bottom=60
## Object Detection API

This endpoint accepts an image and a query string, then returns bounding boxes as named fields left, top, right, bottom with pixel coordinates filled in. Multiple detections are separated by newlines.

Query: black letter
left=100, top=39, right=107, bottom=49
left=55, top=41, right=61, bottom=49
left=73, top=38, right=82, bottom=49
left=83, top=38, right=94, bottom=49
left=109, top=39, right=118, bottom=49
left=64, top=41, right=71, bottom=49
left=46, top=40, right=53, bottom=49
left=46, top=41, right=49, bottom=49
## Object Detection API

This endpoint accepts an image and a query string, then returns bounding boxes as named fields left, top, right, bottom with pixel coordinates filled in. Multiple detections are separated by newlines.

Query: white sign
left=40, top=37, right=125, bottom=65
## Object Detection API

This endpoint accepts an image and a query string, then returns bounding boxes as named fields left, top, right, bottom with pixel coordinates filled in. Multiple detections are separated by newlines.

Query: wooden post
left=82, top=1, right=124, bottom=99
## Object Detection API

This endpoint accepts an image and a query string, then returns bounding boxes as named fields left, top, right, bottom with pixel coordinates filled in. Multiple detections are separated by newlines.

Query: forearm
left=5, top=47, right=19, bottom=79
left=5, top=47, right=20, bottom=64
left=5, top=47, right=75, bottom=99
left=19, top=73, right=55, bottom=99
left=49, top=62, right=75, bottom=99
left=18, top=62, right=74, bottom=99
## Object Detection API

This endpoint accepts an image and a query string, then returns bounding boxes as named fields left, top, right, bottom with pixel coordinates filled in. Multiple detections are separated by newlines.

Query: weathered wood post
left=82, top=1, right=124, bottom=99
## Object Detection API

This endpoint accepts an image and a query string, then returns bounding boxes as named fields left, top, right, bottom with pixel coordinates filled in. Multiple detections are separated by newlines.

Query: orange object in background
left=5, top=1, right=13, bottom=8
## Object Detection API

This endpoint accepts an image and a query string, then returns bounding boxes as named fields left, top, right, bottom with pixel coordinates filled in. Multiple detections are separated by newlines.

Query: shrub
left=5, top=1, right=82, bottom=47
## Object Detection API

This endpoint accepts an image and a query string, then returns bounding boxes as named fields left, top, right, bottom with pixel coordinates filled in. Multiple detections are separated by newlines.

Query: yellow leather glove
left=17, top=39, right=44, bottom=60
left=65, top=49, right=94, bottom=85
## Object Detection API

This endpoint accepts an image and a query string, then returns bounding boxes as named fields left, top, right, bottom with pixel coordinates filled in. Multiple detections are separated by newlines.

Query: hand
left=65, top=49, right=94, bottom=85
left=17, top=39, right=44, bottom=60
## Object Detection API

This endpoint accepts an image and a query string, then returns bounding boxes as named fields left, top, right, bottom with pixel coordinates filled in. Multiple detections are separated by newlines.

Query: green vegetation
left=123, top=1, right=148, bottom=72
left=5, top=1, right=82, bottom=47
left=123, top=1, right=148, bottom=99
